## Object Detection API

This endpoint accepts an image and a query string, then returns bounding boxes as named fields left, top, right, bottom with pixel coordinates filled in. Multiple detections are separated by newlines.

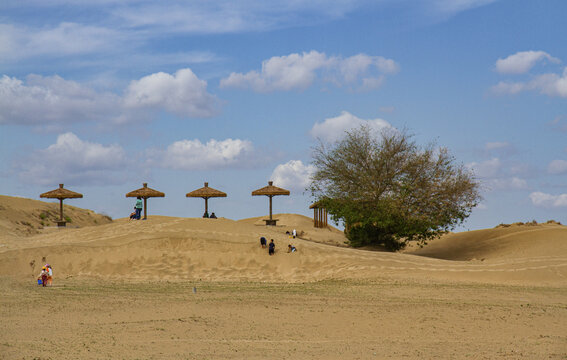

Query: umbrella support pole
left=143, top=198, right=147, bottom=220
left=57, top=199, right=66, bottom=227
left=263, top=195, right=278, bottom=226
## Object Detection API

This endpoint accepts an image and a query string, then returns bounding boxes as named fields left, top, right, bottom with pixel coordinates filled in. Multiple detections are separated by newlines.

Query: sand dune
left=1, top=195, right=566, bottom=359
left=1, top=195, right=566, bottom=286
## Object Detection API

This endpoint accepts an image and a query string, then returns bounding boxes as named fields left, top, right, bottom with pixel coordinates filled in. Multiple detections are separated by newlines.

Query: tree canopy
left=309, top=126, right=481, bottom=251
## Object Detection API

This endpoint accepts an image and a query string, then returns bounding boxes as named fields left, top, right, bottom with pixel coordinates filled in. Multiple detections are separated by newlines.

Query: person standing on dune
left=269, top=239, right=275, bottom=255
left=135, top=196, right=143, bottom=220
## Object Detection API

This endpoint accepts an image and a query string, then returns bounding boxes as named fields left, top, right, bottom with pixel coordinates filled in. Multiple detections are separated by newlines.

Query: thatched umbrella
left=125, top=182, right=165, bottom=220
left=40, top=184, right=83, bottom=227
left=186, top=182, right=227, bottom=217
left=251, top=181, right=290, bottom=225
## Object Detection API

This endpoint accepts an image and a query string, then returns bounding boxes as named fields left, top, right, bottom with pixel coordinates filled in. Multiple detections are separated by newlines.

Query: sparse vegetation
left=65, top=216, right=72, bottom=223
left=496, top=219, right=563, bottom=228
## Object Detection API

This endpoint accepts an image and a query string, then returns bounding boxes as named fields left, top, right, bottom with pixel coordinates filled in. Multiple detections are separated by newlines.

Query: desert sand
left=0, top=195, right=566, bottom=359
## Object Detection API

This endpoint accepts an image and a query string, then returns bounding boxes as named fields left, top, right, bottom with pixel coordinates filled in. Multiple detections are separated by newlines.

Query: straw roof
left=251, top=181, right=290, bottom=196
left=126, top=183, right=165, bottom=198
left=309, top=201, right=323, bottom=209
left=40, top=184, right=83, bottom=199
left=186, top=182, right=227, bottom=199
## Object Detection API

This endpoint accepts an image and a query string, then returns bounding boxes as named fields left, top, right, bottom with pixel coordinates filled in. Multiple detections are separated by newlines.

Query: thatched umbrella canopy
left=125, top=182, right=165, bottom=220
left=251, top=181, right=290, bottom=225
left=186, top=182, right=227, bottom=217
left=40, top=184, right=83, bottom=226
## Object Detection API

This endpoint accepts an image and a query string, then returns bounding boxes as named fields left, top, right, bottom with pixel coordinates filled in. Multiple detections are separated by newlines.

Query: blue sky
left=1, top=0, right=566, bottom=230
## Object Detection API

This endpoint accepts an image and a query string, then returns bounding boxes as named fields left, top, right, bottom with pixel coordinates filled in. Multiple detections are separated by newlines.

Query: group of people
left=260, top=237, right=297, bottom=255
left=37, top=264, right=53, bottom=287
left=285, top=229, right=297, bottom=238
left=203, top=212, right=217, bottom=218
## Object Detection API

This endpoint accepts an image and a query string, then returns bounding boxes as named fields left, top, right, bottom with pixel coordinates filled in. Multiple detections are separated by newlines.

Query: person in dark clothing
left=260, top=237, right=267, bottom=248
left=210, top=212, right=217, bottom=219
left=268, top=239, right=275, bottom=255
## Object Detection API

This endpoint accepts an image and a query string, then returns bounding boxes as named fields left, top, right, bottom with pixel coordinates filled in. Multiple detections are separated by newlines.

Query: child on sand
left=287, top=244, right=297, bottom=253
left=38, top=266, right=48, bottom=287
left=260, top=237, right=267, bottom=248
left=268, top=239, right=275, bottom=255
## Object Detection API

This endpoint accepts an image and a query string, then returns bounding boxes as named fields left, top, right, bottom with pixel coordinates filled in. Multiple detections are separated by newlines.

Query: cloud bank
left=220, top=51, right=399, bottom=92
left=529, top=192, right=567, bottom=208
left=491, top=51, right=566, bottom=98
left=0, top=69, right=218, bottom=126
left=146, top=138, right=256, bottom=170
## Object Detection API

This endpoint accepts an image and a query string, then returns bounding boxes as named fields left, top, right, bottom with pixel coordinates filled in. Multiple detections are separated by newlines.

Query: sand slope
left=0, top=196, right=566, bottom=286
left=0, top=195, right=112, bottom=238
left=408, top=223, right=567, bottom=261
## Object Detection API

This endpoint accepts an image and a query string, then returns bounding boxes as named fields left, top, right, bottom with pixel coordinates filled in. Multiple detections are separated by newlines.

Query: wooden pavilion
left=309, top=201, right=328, bottom=228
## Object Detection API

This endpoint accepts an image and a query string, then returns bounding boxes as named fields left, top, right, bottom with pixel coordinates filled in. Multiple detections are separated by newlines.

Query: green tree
left=309, top=126, right=481, bottom=251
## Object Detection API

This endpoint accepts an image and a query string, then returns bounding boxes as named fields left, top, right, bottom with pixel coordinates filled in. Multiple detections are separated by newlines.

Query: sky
left=1, top=0, right=566, bottom=230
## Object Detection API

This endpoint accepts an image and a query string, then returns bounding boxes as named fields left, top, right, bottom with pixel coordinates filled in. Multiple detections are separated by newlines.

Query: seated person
left=210, top=212, right=217, bottom=219
left=203, top=211, right=209, bottom=218
left=287, top=244, right=297, bottom=253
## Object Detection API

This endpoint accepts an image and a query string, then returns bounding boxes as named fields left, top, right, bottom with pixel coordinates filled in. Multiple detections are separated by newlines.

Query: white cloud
left=491, top=68, right=567, bottom=98
left=485, top=142, right=509, bottom=150
left=0, top=23, right=120, bottom=62
left=15, top=132, right=129, bottom=185
left=495, top=51, right=560, bottom=74
left=112, top=1, right=362, bottom=34
left=529, top=192, right=567, bottom=208
left=379, top=106, right=395, bottom=113
left=147, top=138, right=255, bottom=170
left=310, top=111, right=393, bottom=143
left=0, top=69, right=219, bottom=126
left=487, top=177, right=528, bottom=190
left=529, top=68, right=567, bottom=97
left=270, top=160, right=316, bottom=193
left=432, top=0, right=498, bottom=16
left=124, top=68, right=219, bottom=118
left=491, top=51, right=567, bottom=98
left=491, top=81, right=526, bottom=95
left=467, top=157, right=530, bottom=192
left=0, top=74, right=122, bottom=125
left=220, top=51, right=399, bottom=92
left=467, top=157, right=501, bottom=178
left=548, top=159, right=567, bottom=174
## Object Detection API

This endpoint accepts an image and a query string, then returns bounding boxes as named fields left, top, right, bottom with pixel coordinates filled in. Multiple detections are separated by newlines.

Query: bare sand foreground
left=0, top=195, right=566, bottom=359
